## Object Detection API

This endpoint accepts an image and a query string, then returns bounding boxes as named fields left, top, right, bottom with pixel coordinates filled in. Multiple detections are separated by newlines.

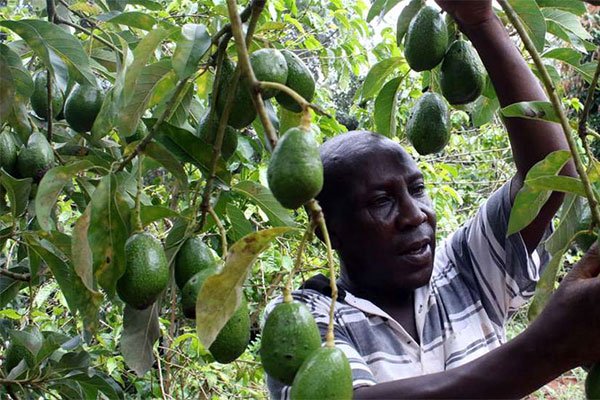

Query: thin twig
left=578, top=48, right=600, bottom=139
left=499, top=0, right=600, bottom=228
left=55, top=17, right=123, bottom=56
left=0, top=268, right=31, bottom=281
left=211, top=0, right=257, bottom=46
left=207, top=206, right=228, bottom=256
left=258, top=81, right=330, bottom=117
left=283, top=225, right=314, bottom=302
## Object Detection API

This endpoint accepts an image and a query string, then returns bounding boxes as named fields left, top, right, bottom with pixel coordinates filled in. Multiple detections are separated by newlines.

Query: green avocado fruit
left=17, top=132, right=55, bottom=181
left=575, top=209, right=597, bottom=252
left=117, top=232, right=169, bottom=310
left=250, top=48, right=288, bottom=99
left=196, top=112, right=239, bottom=161
left=440, top=40, right=485, bottom=105
left=260, top=301, right=322, bottom=385
left=406, top=92, right=450, bottom=155
left=216, top=58, right=257, bottom=129
left=64, top=83, right=104, bottom=133
left=586, top=363, right=600, bottom=400
left=30, top=71, right=64, bottom=121
left=290, top=347, right=353, bottom=400
left=0, top=131, right=18, bottom=175
left=4, top=343, right=35, bottom=373
left=209, top=297, right=251, bottom=363
left=125, top=122, right=148, bottom=144
left=404, top=6, right=448, bottom=72
left=174, top=237, right=218, bottom=289
left=267, top=127, right=323, bottom=209
left=180, top=267, right=217, bottom=318
left=275, top=50, right=315, bottom=113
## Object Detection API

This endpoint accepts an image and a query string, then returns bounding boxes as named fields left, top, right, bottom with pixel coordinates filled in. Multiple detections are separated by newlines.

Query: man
left=266, top=1, right=600, bottom=398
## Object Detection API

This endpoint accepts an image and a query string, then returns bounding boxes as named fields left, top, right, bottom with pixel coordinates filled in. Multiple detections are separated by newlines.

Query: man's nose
left=395, top=197, right=427, bottom=229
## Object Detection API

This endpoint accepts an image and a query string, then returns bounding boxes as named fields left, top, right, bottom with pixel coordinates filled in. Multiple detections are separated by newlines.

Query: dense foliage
left=0, top=0, right=598, bottom=397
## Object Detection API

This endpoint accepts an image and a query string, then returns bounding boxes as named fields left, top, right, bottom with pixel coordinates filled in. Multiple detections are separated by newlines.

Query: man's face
left=328, top=146, right=437, bottom=295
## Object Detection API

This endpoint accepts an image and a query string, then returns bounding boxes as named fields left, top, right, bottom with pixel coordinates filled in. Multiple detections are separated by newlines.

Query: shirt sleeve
left=263, top=291, right=376, bottom=400
left=439, top=181, right=551, bottom=325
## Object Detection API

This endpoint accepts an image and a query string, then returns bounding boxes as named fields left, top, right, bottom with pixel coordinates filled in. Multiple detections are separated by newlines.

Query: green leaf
left=528, top=242, right=568, bottom=320
left=542, top=9, right=592, bottom=41
left=525, top=175, right=586, bottom=197
left=118, top=60, right=176, bottom=137
left=142, top=142, right=188, bottom=185
left=507, top=150, right=571, bottom=235
left=0, top=265, right=28, bottom=308
left=226, top=204, right=253, bottom=242
left=72, top=206, right=96, bottom=293
left=367, top=0, right=404, bottom=22
left=122, top=27, right=177, bottom=110
left=128, top=0, right=162, bottom=10
left=374, top=76, right=403, bottom=138
left=395, top=0, right=423, bottom=46
left=196, top=227, right=296, bottom=347
left=99, top=11, right=157, bottom=31
left=501, top=101, right=560, bottom=123
left=359, top=57, right=404, bottom=100
left=24, top=235, right=102, bottom=334
left=542, top=47, right=582, bottom=66
left=120, top=304, right=160, bottom=376
left=66, top=371, right=124, bottom=399
left=232, top=181, right=296, bottom=227
left=509, top=0, right=547, bottom=52
left=0, top=169, right=32, bottom=217
left=0, top=44, right=33, bottom=122
left=472, top=94, right=500, bottom=127
left=536, top=0, right=586, bottom=15
left=10, top=326, right=43, bottom=358
left=545, top=194, right=587, bottom=255
left=35, top=161, right=94, bottom=231
left=546, top=20, right=594, bottom=53
left=139, top=205, right=180, bottom=227
left=0, top=20, right=96, bottom=88
left=88, top=174, right=130, bottom=297
left=173, top=24, right=211, bottom=80
left=152, top=120, right=231, bottom=184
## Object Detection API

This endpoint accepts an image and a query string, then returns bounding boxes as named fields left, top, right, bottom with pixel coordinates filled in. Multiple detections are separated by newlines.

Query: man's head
left=316, top=131, right=436, bottom=296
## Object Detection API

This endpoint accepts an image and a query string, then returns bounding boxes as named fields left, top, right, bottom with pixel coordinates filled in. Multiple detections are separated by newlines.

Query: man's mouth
left=406, top=242, right=429, bottom=256
left=398, top=239, right=432, bottom=265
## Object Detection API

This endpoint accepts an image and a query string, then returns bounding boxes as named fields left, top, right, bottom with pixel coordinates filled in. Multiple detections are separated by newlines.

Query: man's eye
left=371, top=196, right=391, bottom=206
left=412, top=184, right=426, bottom=195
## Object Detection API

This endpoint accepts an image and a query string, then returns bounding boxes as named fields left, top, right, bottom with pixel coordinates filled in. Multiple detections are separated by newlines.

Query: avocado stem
left=307, top=199, right=337, bottom=348
left=284, top=225, right=315, bottom=303
left=134, top=154, right=144, bottom=233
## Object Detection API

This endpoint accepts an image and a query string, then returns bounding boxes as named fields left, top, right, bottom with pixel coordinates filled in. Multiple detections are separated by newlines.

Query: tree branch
left=55, top=17, right=123, bottom=56
left=0, top=268, right=31, bottom=281
left=498, top=0, right=600, bottom=228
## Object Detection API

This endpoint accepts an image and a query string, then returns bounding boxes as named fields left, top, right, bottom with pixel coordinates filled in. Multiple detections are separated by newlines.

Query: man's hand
left=434, top=0, right=493, bottom=28
left=530, top=244, right=600, bottom=366
left=355, top=245, right=600, bottom=399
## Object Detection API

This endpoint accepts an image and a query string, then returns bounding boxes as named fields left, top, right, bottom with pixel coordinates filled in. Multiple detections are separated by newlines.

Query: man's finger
left=567, top=242, right=600, bottom=279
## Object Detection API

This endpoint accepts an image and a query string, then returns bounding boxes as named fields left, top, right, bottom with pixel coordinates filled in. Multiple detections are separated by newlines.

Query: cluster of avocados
left=402, top=5, right=486, bottom=155
left=260, top=301, right=353, bottom=399
left=0, top=129, right=54, bottom=183
left=174, top=237, right=251, bottom=364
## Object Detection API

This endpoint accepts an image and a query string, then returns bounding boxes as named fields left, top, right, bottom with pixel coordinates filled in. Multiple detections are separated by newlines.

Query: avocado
left=216, top=58, right=257, bottom=129
left=404, top=6, right=448, bottom=72
left=180, top=267, right=217, bottom=318
left=575, top=208, right=597, bottom=252
left=30, top=70, right=64, bottom=121
left=587, top=363, right=600, bottom=400
left=249, top=49, right=288, bottom=99
left=290, top=347, right=353, bottom=400
left=174, top=236, right=218, bottom=289
left=64, top=83, right=104, bottom=133
left=260, top=301, right=322, bottom=385
left=267, top=127, right=323, bottom=209
left=117, top=232, right=169, bottom=310
left=406, top=92, right=450, bottom=155
left=196, top=112, right=239, bottom=161
left=275, top=50, right=315, bottom=112
left=440, top=40, right=485, bottom=105
left=125, top=122, right=148, bottom=144
left=0, top=131, right=18, bottom=175
left=209, top=297, right=251, bottom=363
left=17, top=132, right=55, bottom=181
left=4, top=342, right=35, bottom=373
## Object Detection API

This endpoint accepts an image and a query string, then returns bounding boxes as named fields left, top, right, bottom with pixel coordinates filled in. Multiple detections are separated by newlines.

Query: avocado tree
left=0, top=0, right=598, bottom=397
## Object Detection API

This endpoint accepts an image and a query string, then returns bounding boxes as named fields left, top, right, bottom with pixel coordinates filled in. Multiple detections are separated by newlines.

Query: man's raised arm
left=438, top=0, right=576, bottom=252
left=354, top=246, right=600, bottom=399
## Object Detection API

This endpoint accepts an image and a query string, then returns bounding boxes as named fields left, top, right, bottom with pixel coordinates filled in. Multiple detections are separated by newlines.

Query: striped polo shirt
left=264, top=182, right=550, bottom=399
